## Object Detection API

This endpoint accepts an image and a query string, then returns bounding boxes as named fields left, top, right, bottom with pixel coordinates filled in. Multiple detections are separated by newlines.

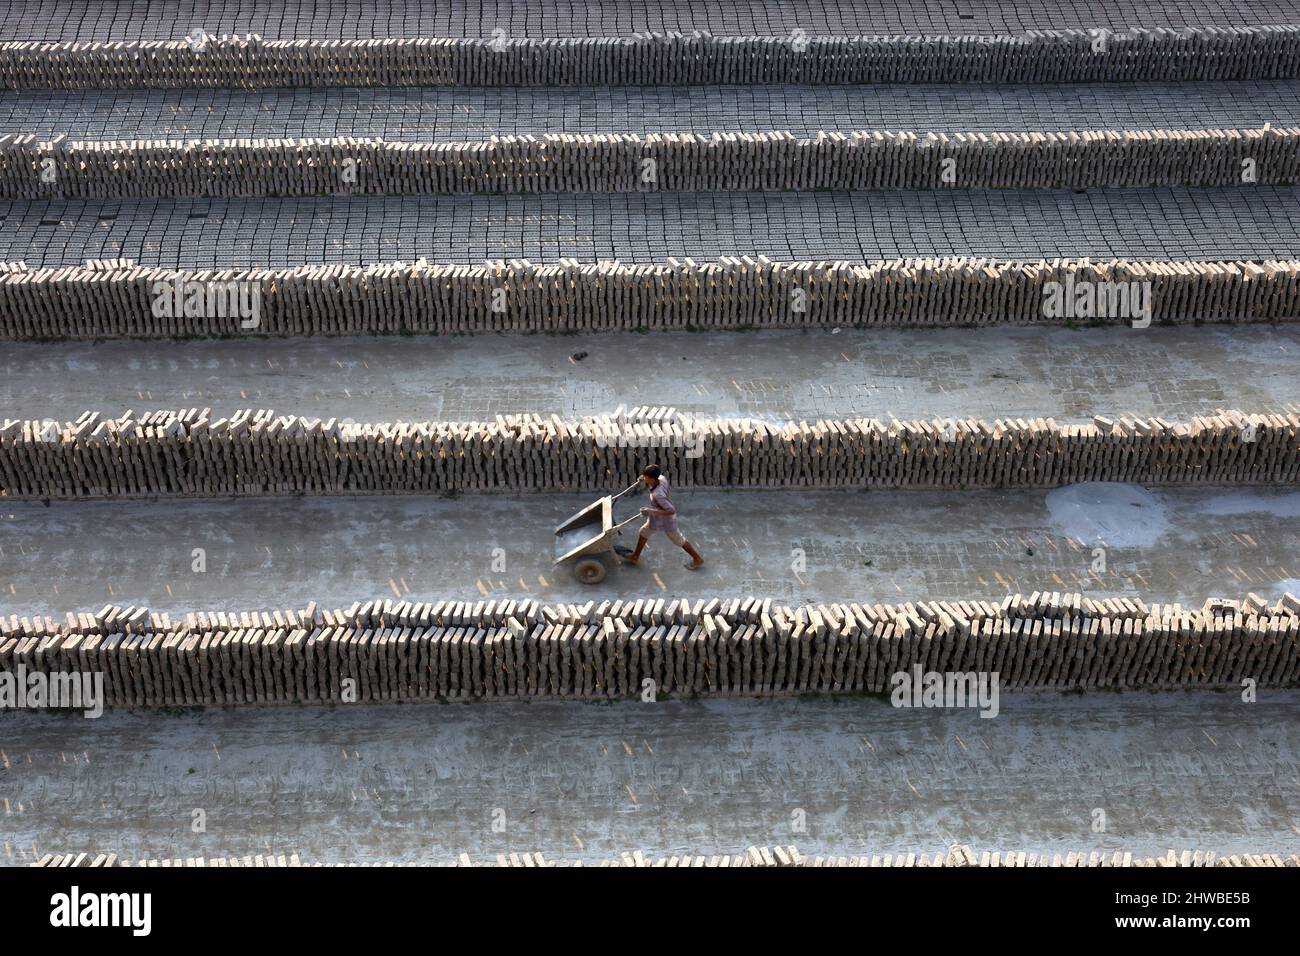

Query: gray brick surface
left=2, top=187, right=1296, bottom=267
left=4, top=0, right=1296, bottom=42
left=4, top=81, right=1299, bottom=139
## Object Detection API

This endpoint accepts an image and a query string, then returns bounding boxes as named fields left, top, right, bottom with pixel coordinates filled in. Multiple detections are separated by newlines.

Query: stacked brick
left=2, top=29, right=1299, bottom=90
left=1, top=409, right=1295, bottom=499
left=527, top=847, right=1300, bottom=868
left=1, top=257, right=1297, bottom=340
left=33, top=845, right=1300, bottom=867
left=4, top=590, right=1298, bottom=708
left=35, top=852, right=308, bottom=867
left=2, top=127, right=1294, bottom=199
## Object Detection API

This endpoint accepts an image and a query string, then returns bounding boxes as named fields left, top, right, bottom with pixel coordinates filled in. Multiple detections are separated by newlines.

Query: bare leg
left=682, top=541, right=704, bottom=570
left=624, top=535, right=649, bottom=565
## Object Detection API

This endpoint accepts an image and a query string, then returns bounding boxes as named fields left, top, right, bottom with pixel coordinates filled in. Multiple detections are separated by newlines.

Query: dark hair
left=641, top=464, right=662, bottom=479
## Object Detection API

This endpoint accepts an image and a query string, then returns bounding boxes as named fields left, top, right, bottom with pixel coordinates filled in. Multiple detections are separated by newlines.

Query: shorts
left=639, top=519, right=685, bottom=546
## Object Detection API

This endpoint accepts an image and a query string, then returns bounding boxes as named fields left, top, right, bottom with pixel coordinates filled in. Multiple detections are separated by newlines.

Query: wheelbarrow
left=553, top=480, right=644, bottom=584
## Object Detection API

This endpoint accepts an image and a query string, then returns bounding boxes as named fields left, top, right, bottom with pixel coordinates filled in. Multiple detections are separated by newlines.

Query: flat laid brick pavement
left=4, top=82, right=1298, bottom=140
left=4, top=187, right=1299, bottom=266
left=4, top=0, right=1295, bottom=42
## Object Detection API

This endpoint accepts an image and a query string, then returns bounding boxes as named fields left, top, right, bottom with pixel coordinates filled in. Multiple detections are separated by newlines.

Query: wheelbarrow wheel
left=573, top=557, right=607, bottom=585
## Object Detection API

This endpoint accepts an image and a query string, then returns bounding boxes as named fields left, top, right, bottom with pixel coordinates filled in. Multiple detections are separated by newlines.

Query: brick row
left=1, top=408, right=1296, bottom=499
left=32, top=845, right=1300, bottom=867
left=1, top=257, right=1297, bottom=339
left=2, top=127, right=1295, bottom=198
left=4, top=590, right=1299, bottom=707
left=3, top=29, right=1300, bottom=90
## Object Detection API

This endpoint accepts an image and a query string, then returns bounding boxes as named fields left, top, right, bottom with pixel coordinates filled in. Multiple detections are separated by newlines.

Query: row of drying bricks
left=32, top=846, right=1300, bottom=868
left=1, top=127, right=1296, bottom=197
left=2, top=408, right=1295, bottom=498
left=18, top=588, right=1283, bottom=636
left=6, top=590, right=1299, bottom=706
left=1, top=257, right=1296, bottom=339
left=2, top=28, right=1299, bottom=88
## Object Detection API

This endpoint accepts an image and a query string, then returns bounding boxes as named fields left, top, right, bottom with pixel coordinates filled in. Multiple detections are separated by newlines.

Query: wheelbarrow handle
left=612, top=513, right=644, bottom=532
left=610, top=480, right=642, bottom=502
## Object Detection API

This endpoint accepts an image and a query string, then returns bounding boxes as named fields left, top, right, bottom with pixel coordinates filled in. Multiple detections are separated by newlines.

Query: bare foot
left=684, top=559, right=704, bottom=570
left=622, top=555, right=641, bottom=566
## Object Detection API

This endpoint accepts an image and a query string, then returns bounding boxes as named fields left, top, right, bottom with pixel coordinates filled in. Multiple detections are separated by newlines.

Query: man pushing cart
left=622, top=464, right=705, bottom=571
left=552, top=464, right=704, bottom=584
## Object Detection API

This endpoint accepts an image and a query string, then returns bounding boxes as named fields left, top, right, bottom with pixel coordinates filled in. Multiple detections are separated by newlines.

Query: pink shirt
left=647, top=478, right=679, bottom=533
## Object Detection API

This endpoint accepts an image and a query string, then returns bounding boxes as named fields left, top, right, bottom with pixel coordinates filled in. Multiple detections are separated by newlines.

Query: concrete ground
left=2, top=484, right=1297, bottom=616
left=3, top=691, right=1297, bottom=864
left=6, top=325, right=1298, bottom=426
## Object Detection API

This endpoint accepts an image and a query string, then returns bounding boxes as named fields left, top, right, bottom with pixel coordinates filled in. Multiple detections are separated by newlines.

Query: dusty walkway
left=2, top=484, right=1296, bottom=615
left=5, top=325, right=1298, bottom=425
left=3, top=691, right=1296, bottom=865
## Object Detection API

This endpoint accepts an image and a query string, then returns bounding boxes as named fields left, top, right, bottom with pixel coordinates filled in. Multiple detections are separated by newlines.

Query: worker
left=622, top=464, right=704, bottom=570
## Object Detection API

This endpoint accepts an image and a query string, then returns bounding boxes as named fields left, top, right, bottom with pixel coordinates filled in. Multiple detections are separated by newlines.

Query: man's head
left=640, top=464, right=662, bottom=487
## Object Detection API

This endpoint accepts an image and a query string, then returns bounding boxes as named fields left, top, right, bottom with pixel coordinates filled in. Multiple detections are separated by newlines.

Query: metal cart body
left=553, top=481, right=643, bottom=584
